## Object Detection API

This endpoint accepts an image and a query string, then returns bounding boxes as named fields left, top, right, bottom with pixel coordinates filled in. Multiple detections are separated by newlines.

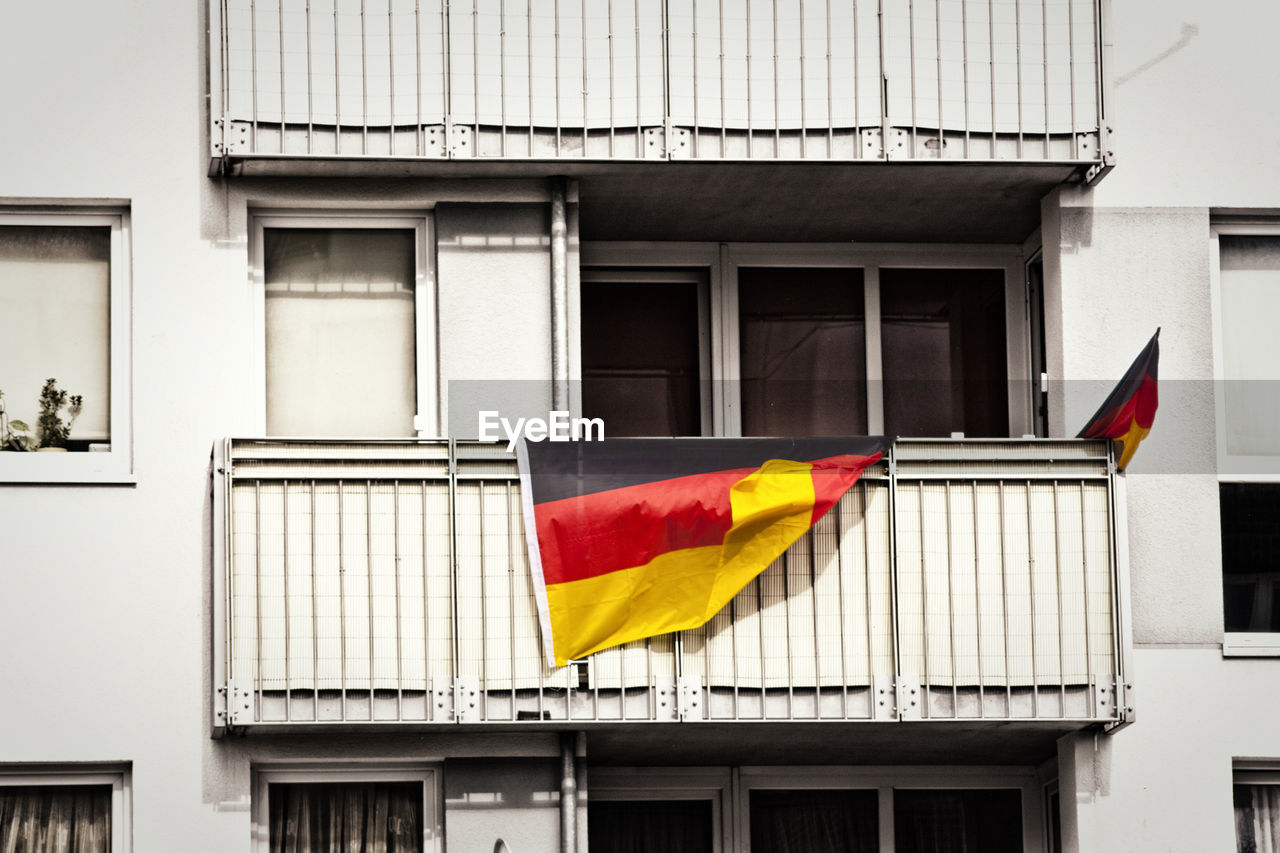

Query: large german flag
left=1077, top=329, right=1160, bottom=470
left=517, top=437, right=888, bottom=666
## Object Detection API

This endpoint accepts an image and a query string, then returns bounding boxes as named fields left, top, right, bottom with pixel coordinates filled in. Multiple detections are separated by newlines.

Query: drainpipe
left=550, top=176, right=570, bottom=412
left=560, top=731, right=583, bottom=853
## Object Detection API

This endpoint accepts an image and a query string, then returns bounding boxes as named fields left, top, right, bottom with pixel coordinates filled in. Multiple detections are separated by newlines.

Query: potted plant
left=34, top=378, right=82, bottom=451
left=0, top=389, right=37, bottom=451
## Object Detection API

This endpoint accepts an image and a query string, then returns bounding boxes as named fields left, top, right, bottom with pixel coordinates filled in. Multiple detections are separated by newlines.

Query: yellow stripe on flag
left=546, top=458, right=818, bottom=664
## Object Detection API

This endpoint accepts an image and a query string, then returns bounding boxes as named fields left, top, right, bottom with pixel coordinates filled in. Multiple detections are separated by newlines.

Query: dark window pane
left=894, top=789, right=1022, bottom=853
left=1220, top=483, right=1280, bottom=632
left=0, top=785, right=112, bottom=853
left=739, top=267, right=866, bottom=436
left=268, top=782, right=422, bottom=853
left=881, top=269, right=1008, bottom=438
left=589, top=799, right=713, bottom=853
left=750, top=789, right=878, bottom=853
left=581, top=280, right=702, bottom=436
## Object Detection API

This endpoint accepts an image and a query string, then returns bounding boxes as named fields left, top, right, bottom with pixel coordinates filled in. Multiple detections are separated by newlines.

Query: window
left=0, top=210, right=131, bottom=482
left=1235, top=771, right=1280, bottom=853
left=592, top=766, right=1039, bottom=853
left=252, top=213, right=436, bottom=437
left=1211, top=226, right=1280, bottom=654
left=0, top=768, right=129, bottom=852
left=578, top=244, right=1030, bottom=439
left=253, top=766, right=440, bottom=853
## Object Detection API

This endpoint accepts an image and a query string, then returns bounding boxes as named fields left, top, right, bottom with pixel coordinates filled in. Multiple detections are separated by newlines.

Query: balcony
left=210, top=0, right=1109, bottom=177
left=213, top=437, right=1130, bottom=731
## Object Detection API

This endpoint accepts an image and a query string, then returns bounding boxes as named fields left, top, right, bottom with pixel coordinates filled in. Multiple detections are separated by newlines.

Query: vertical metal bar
left=254, top=480, right=263, bottom=718
left=361, top=0, right=369, bottom=153
left=606, top=0, right=615, bottom=156
left=962, top=0, right=970, bottom=157
left=1014, top=0, right=1023, bottom=157
left=473, top=0, right=481, bottom=147
left=692, top=0, right=700, bottom=158
left=861, top=483, right=874, bottom=719
left=1025, top=479, right=1038, bottom=718
left=394, top=480, right=404, bottom=720
left=799, top=0, right=808, bottom=158
left=746, top=0, right=753, bottom=157
left=366, top=481, right=376, bottom=719
left=972, top=481, right=984, bottom=719
left=421, top=479, right=432, bottom=718
left=944, top=481, right=958, bottom=716
left=283, top=480, right=291, bottom=720
left=306, top=0, right=315, bottom=153
left=918, top=480, right=929, bottom=713
left=886, top=448, right=903, bottom=721
left=1067, top=0, right=1076, bottom=156
left=1042, top=0, right=1050, bottom=157
left=338, top=481, right=348, bottom=720
left=730, top=597, right=740, bottom=720
left=784, top=552, right=795, bottom=719
left=278, top=0, right=286, bottom=153
left=997, top=480, right=1012, bottom=716
left=582, top=0, right=589, bottom=156
left=824, top=0, right=832, bottom=156
left=448, top=442, right=461, bottom=718
left=478, top=478, right=489, bottom=719
left=1052, top=480, right=1066, bottom=716
left=389, top=1, right=396, bottom=156
left=415, top=0, right=422, bottom=155
left=935, top=0, right=942, bottom=151
left=500, top=0, right=508, bottom=156
left=718, top=0, right=726, bottom=157
left=442, top=0, right=452, bottom=153
left=908, top=0, right=917, bottom=152
left=310, top=480, right=319, bottom=721
left=809, top=528, right=821, bottom=717
left=755, top=580, right=766, bottom=719
left=772, top=0, right=781, bottom=156
left=554, top=0, right=562, bottom=154
left=507, top=481, right=518, bottom=719
left=528, top=0, right=535, bottom=154
left=1079, top=483, right=1094, bottom=716
left=988, top=0, right=996, bottom=157
left=334, top=0, right=342, bottom=148
left=250, top=0, right=259, bottom=149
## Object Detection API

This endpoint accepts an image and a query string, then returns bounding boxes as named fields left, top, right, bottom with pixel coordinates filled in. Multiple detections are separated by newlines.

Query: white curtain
left=0, top=786, right=111, bottom=853
left=269, top=782, right=421, bottom=853
left=1237, top=785, right=1280, bottom=853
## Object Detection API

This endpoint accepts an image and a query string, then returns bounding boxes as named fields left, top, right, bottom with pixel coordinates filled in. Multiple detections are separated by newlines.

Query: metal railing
left=214, top=436, right=1127, bottom=727
left=212, top=0, right=1108, bottom=167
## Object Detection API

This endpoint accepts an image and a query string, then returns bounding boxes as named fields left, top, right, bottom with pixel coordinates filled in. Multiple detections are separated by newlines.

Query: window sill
left=0, top=450, right=134, bottom=485
left=1223, top=633, right=1280, bottom=657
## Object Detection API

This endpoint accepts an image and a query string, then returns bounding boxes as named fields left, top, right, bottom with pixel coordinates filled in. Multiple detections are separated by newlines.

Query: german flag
left=1077, top=329, right=1160, bottom=470
left=517, top=437, right=888, bottom=666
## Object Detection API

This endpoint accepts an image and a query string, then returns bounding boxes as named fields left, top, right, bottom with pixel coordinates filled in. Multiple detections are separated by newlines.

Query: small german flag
left=1077, top=329, right=1160, bottom=470
left=517, top=437, right=888, bottom=666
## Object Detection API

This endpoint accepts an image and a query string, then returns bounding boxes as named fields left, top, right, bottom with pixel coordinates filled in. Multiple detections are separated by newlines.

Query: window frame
left=589, top=767, right=731, bottom=853
left=252, top=763, right=442, bottom=853
left=0, top=208, right=133, bottom=484
left=1209, top=224, right=1280, bottom=655
left=249, top=210, right=438, bottom=438
left=578, top=242, right=1032, bottom=439
left=0, top=766, right=130, bottom=852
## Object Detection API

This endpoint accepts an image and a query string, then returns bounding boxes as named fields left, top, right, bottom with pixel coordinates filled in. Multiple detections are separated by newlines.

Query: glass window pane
left=739, top=267, right=866, bottom=436
left=1219, top=236, right=1280, bottom=456
left=0, top=784, right=112, bottom=852
left=1220, top=483, right=1280, bottom=633
left=265, top=228, right=417, bottom=436
left=0, top=225, right=111, bottom=444
left=581, top=279, right=702, bottom=437
left=1236, top=783, right=1280, bottom=853
left=589, top=800, right=713, bottom=853
left=881, top=268, right=1008, bottom=438
left=749, top=789, right=878, bottom=853
left=268, top=781, right=422, bottom=853
left=894, top=789, right=1022, bottom=853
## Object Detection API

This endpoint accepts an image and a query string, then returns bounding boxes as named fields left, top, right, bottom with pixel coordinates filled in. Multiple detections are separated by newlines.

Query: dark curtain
left=0, top=785, right=112, bottom=853
left=894, top=789, right=1022, bottom=853
left=588, top=799, right=714, bottom=853
left=268, top=782, right=422, bottom=853
left=750, top=789, right=879, bottom=853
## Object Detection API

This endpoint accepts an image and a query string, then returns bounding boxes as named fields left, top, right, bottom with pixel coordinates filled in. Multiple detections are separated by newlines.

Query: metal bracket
left=678, top=675, right=703, bottom=720
left=643, top=123, right=692, bottom=159
left=422, top=125, right=449, bottom=158
left=883, top=127, right=910, bottom=160
left=216, top=677, right=254, bottom=727
left=1083, top=126, right=1115, bottom=185
left=454, top=675, right=480, bottom=722
left=1103, top=680, right=1135, bottom=733
left=873, top=675, right=897, bottom=720
left=654, top=675, right=680, bottom=721
left=897, top=675, right=922, bottom=720
left=860, top=128, right=883, bottom=159
left=448, top=123, right=473, bottom=158
left=431, top=677, right=454, bottom=721
left=213, top=118, right=250, bottom=156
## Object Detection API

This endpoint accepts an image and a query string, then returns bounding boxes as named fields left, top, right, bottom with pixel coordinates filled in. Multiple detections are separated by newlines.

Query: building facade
left=1, top=0, right=1278, bottom=850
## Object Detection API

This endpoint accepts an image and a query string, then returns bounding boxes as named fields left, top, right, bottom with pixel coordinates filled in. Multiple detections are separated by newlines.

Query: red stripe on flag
left=808, top=453, right=883, bottom=526
left=534, top=467, right=752, bottom=586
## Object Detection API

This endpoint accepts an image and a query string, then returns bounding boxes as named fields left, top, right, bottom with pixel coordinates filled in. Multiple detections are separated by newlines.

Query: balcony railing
left=211, top=0, right=1109, bottom=172
left=213, top=437, right=1129, bottom=728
